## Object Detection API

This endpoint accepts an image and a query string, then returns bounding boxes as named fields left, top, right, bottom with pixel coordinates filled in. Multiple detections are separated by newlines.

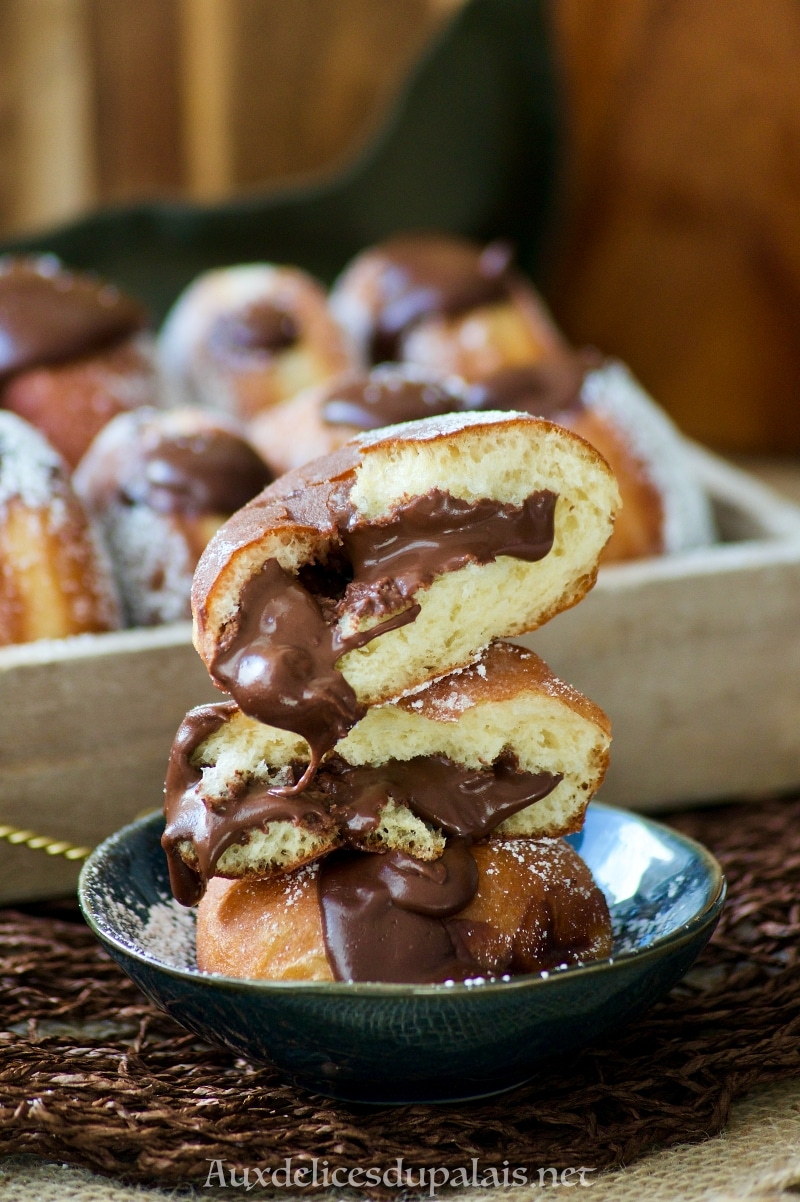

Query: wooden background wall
left=1, top=0, right=800, bottom=456
left=0, top=0, right=459, bottom=232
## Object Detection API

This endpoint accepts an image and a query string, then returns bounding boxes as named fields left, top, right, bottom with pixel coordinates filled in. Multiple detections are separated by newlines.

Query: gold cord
left=0, top=823, right=91, bottom=861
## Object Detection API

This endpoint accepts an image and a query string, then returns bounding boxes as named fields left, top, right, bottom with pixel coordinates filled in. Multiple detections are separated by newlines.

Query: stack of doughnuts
left=163, top=409, right=622, bottom=984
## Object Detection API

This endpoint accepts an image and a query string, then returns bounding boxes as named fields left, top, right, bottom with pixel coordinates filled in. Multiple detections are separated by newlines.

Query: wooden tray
left=2, top=446, right=799, bottom=904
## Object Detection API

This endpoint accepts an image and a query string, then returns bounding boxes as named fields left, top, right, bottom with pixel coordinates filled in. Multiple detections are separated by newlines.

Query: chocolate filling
left=318, top=841, right=482, bottom=983
left=364, top=237, right=516, bottom=362
left=326, top=753, right=561, bottom=841
left=162, top=703, right=337, bottom=906
left=208, top=486, right=556, bottom=776
left=116, top=424, right=273, bottom=517
left=206, top=300, right=299, bottom=364
left=321, top=371, right=471, bottom=430
left=466, top=359, right=588, bottom=420
left=0, top=256, right=146, bottom=382
left=315, top=754, right=561, bottom=982
left=163, top=710, right=560, bottom=915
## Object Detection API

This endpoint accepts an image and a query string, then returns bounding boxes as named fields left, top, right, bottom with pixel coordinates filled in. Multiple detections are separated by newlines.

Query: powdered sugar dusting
left=393, top=648, right=491, bottom=705
left=356, top=409, right=527, bottom=448
left=101, top=891, right=198, bottom=970
left=280, top=859, right=318, bottom=910
left=0, top=410, right=70, bottom=511
left=101, top=505, right=194, bottom=625
left=419, top=688, right=474, bottom=720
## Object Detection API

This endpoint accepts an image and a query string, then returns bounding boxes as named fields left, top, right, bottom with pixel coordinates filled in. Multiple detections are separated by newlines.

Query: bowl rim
left=78, top=802, right=726, bottom=998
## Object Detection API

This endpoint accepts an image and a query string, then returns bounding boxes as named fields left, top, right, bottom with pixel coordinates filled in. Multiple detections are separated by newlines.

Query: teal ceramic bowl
left=78, top=804, right=724, bottom=1104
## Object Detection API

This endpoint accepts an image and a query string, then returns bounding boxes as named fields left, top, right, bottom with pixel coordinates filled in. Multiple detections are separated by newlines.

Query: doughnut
left=248, top=363, right=474, bottom=477
left=158, top=264, right=358, bottom=421
left=328, top=232, right=568, bottom=372
left=0, top=255, right=161, bottom=468
left=74, top=407, right=273, bottom=626
left=0, top=411, right=121, bottom=644
left=329, top=234, right=715, bottom=563
left=162, top=642, right=611, bottom=905
left=195, top=836, right=613, bottom=983
left=251, top=355, right=715, bottom=563
left=191, top=410, right=620, bottom=773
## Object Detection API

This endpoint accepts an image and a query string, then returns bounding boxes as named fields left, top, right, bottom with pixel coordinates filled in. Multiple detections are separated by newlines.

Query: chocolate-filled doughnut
left=195, top=836, right=613, bottom=983
left=159, top=264, right=358, bottom=420
left=248, top=363, right=474, bottom=477
left=330, top=234, right=715, bottom=564
left=162, top=642, right=611, bottom=905
left=0, top=256, right=162, bottom=468
left=0, top=411, right=121, bottom=644
left=74, top=407, right=273, bottom=626
left=191, top=410, right=620, bottom=771
left=328, top=232, right=567, bottom=372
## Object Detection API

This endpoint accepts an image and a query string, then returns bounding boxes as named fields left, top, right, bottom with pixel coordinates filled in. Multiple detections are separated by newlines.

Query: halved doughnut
left=191, top=410, right=620, bottom=766
left=162, top=643, right=610, bottom=904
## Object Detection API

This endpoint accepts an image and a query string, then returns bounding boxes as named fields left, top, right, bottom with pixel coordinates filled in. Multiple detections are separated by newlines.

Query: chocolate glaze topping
left=206, top=300, right=299, bottom=364
left=318, top=841, right=482, bottom=983
left=208, top=485, right=556, bottom=775
left=363, top=235, right=516, bottom=363
left=320, top=355, right=604, bottom=441
left=321, top=369, right=471, bottom=430
left=0, top=256, right=146, bottom=383
left=116, top=420, right=273, bottom=516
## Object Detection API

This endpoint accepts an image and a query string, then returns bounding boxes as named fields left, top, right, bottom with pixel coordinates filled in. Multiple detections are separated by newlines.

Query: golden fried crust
left=248, top=379, right=356, bottom=476
left=398, top=289, right=567, bottom=381
left=565, top=408, right=664, bottom=562
left=197, top=867, right=334, bottom=981
left=458, top=839, right=613, bottom=974
left=397, top=641, right=611, bottom=738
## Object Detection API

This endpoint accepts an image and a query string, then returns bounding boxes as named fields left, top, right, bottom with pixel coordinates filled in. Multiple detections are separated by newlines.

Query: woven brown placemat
left=1, top=798, right=799, bottom=1194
